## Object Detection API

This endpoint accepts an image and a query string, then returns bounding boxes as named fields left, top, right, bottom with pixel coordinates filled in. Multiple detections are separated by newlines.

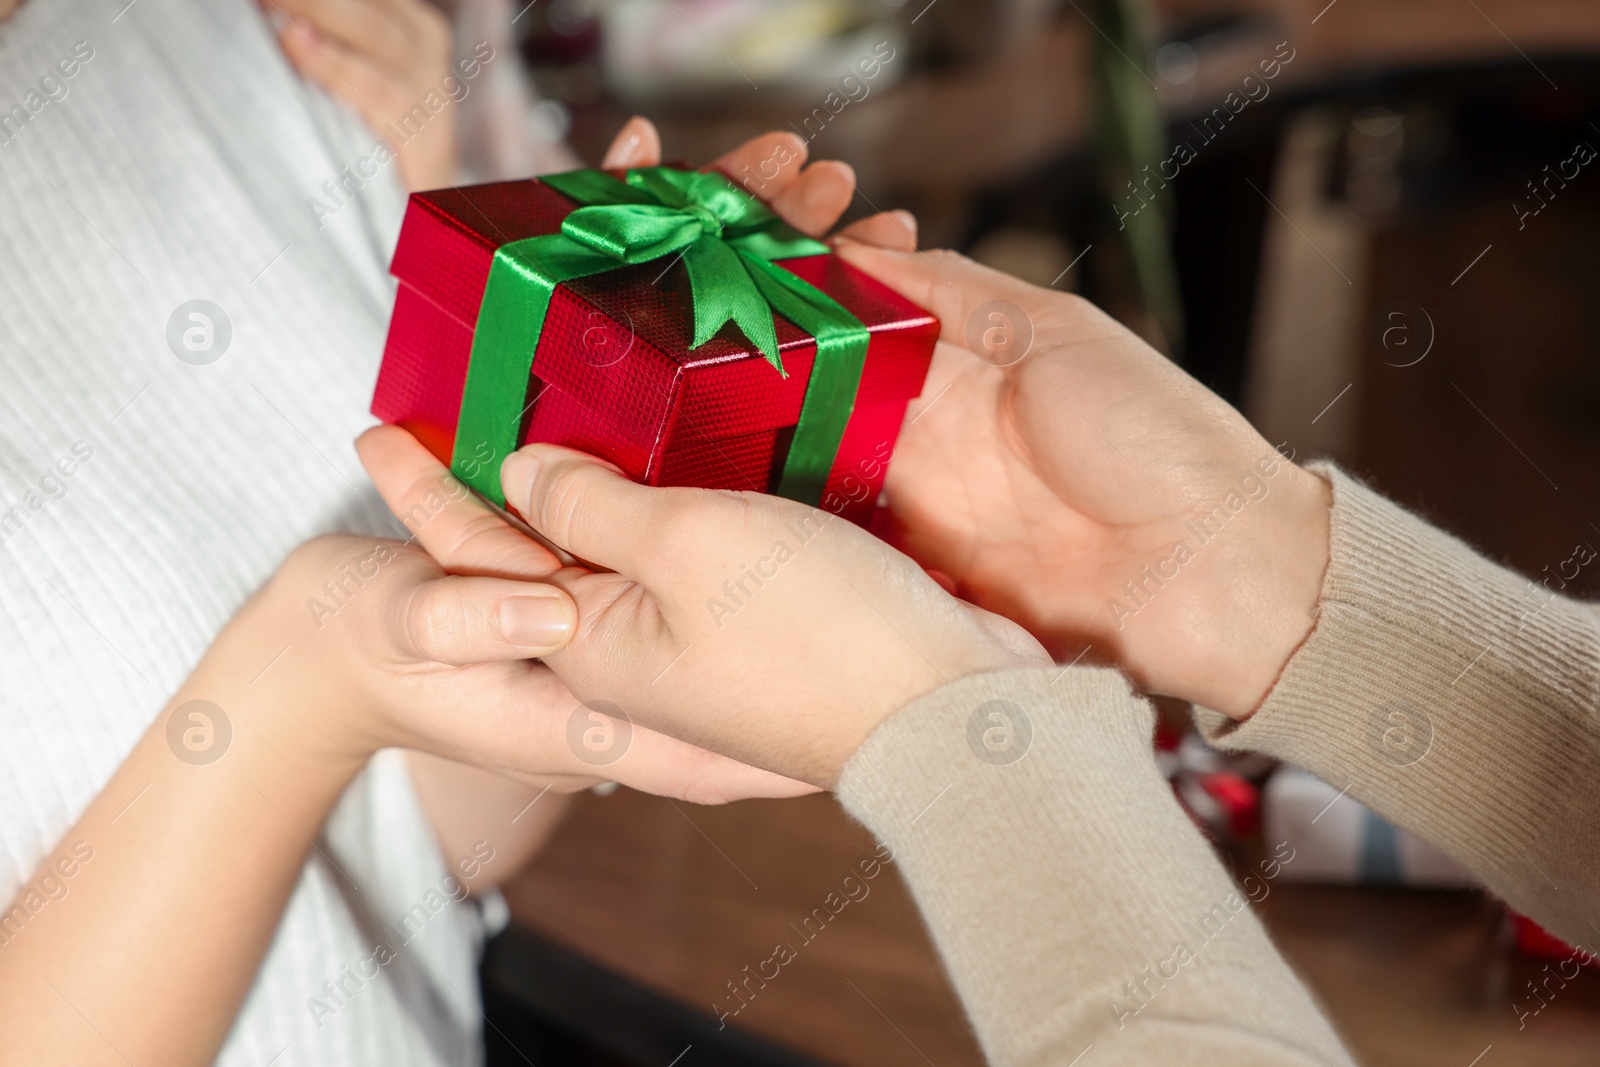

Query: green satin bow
left=451, top=166, right=870, bottom=507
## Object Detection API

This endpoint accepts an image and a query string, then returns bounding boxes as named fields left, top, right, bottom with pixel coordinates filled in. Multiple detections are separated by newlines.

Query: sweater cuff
left=840, top=666, right=1157, bottom=840
left=1198, top=464, right=1600, bottom=933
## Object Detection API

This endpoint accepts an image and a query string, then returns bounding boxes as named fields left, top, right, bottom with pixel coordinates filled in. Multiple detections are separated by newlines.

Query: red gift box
left=371, top=169, right=938, bottom=525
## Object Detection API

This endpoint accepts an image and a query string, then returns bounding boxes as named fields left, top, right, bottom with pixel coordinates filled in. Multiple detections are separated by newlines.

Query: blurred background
left=477, top=1, right=1600, bottom=1063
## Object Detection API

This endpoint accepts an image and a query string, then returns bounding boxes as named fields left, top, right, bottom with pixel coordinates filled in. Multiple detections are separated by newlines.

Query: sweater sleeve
left=1198, top=464, right=1600, bottom=948
left=836, top=667, right=1356, bottom=1067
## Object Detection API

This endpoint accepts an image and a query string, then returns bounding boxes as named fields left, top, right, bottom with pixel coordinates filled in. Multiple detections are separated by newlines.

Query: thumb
left=501, top=444, right=694, bottom=581
left=832, top=240, right=1054, bottom=369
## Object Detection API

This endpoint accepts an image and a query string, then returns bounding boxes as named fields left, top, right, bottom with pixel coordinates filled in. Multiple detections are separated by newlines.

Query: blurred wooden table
left=502, top=789, right=983, bottom=1067
left=1264, top=886, right=1600, bottom=1067
left=504, top=788, right=1600, bottom=1067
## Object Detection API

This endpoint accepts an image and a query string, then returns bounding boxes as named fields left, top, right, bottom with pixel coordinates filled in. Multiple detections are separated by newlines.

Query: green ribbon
left=451, top=166, right=869, bottom=507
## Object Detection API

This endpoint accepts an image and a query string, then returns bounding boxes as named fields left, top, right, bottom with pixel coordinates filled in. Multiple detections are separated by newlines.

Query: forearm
left=839, top=668, right=1353, bottom=1067
left=0, top=599, right=364, bottom=1067
left=1200, top=465, right=1600, bottom=944
left=406, top=751, right=574, bottom=890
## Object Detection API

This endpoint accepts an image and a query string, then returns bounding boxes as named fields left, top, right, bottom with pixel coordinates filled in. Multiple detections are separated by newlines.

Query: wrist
left=1245, top=466, right=1331, bottom=713
left=177, top=605, right=373, bottom=790
left=1180, top=464, right=1332, bottom=719
left=219, top=561, right=388, bottom=775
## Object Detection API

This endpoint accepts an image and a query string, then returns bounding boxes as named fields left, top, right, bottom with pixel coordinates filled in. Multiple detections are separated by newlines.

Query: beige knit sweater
left=837, top=464, right=1600, bottom=1065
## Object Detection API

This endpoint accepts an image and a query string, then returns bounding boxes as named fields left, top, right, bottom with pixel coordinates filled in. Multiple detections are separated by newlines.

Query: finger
left=356, top=425, right=563, bottom=579
left=271, top=0, right=413, bottom=71
left=832, top=240, right=1067, bottom=361
left=601, top=115, right=662, bottom=169
left=710, top=131, right=808, bottom=204
left=767, top=159, right=856, bottom=238
left=500, top=444, right=696, bottom=579
left=493, top=665, right=815, bottom=802
left=605, top=726, right=819, bottom=803
left=401, top=574, right=577, bottom=662
left=833, top=209, right=917, bottom=251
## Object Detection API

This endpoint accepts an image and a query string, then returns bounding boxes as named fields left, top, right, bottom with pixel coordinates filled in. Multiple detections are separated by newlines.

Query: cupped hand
left=599, top=115, right=862, bottom=239
left=831, top=240, right=1332, bottom=721
left=479, top=443, right=1051, bottom=788
left=271, top=0, right=460, bottom=190
left=254, top=435, right=811, bottom=804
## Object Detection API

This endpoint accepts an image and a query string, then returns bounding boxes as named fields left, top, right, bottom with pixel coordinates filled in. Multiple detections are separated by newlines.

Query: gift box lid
left=388, top=174, right=937, bottom=455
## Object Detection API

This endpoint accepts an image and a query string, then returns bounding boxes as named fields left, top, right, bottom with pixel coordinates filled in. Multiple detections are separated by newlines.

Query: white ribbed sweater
left=0, top=1, right=483, bottom=1063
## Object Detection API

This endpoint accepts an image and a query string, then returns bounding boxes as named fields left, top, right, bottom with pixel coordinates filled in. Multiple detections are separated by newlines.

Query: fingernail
left=775, top=132, right=808, bottom=166
left=801, top=161, right=853, bottom=214
left=496, top=595, right=572, bottom=650
left=500, top=451, right=541, bottom=514
left=889, top=209, right=917, bottom=243
left=602, top=117, right=646, bottom=169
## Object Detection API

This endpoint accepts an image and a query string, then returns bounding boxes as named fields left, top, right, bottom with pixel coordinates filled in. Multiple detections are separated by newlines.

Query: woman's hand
left=245, top=477, right=811, bottom=802
left=598, top=115, right=862, bottom=239
left=271, top=0, right=460, bottom=190
left=831, top=240, right=1333, bottom=721
left=477, top=444, right=1053, bottom=788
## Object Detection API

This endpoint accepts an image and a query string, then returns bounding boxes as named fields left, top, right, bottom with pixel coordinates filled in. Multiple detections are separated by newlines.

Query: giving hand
left=834, top=239, right=1332, bottom=721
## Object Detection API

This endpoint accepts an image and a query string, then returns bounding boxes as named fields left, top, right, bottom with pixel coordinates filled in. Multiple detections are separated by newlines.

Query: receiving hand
left=247, top=481, right=813, bottom=802
left=831, top=239, right=1332, bottom=721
